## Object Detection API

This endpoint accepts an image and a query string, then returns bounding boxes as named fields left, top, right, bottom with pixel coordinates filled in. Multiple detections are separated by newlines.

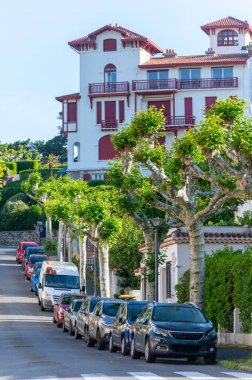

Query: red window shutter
left=97, top=102, right=102, bottom=124
left=83, top=174, right=91, bottom=182
left=67, top=103, right=77, bottom=123
left=105, top=101, right=116, bottom=121
left=119, top=101, right=125, bottom=123
left=103, top=39, right=117, bottom=52
left=148, top=100, right=170, bottom=123
left=205, top=97, right=217, bottom=110
left=99, top=135, right=119, bottom=160
left=184, top=97, right=193, bottom=116
left=157, top=136, right=165, bottom=145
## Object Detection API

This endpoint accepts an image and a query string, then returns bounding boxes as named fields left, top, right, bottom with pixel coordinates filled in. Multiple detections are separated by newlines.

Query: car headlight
left=45, top=292, right=51, bottom=300
left=153, top=326, right=170, bottom=337
left=206, top=329, right=217, bottom=339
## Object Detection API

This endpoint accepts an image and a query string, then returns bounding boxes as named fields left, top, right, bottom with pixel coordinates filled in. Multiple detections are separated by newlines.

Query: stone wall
left=0, top=230, right=38, bottom=246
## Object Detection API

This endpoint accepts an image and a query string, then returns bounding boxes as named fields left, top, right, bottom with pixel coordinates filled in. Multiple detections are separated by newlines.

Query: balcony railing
left=101, top=120, right=118, bottom=131
left=89, top=82, right=130, bottom=94
left=165, top=116, right=196, bottom=127
left=132, top=77, right=238, bottom=91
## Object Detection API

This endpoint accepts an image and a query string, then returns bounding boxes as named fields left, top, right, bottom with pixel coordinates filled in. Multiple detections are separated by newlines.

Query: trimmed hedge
left=5, top=162, right=17, bottom=174
left=175, top=247, right=252, bottom=333
left=16, top=160, right=38, bottom=173
left=19, top=166, right=66, bottom=181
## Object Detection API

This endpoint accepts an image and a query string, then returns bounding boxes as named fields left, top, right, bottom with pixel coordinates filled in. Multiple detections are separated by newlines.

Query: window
left=104, top=64, right=116, bottom=83
left=147, top=71, right=169, bottom=89
left=166, top=261, right=172, bottom=298
left=184, top=97, right=193, bottom=118
left=73, top=142, right=80, bottom=162
left=91, top=173, right=104, bottom=181
left=212, top=67, right=233, bottom=78
left=67, top=103, right=77, bottom=123
left=180, top=68, right=201, bottom=80
left=103, top=39, right=117, bottom=52
left=147, top=70, right=169, bottom=80
left=217, top=30, right=238, bottom=46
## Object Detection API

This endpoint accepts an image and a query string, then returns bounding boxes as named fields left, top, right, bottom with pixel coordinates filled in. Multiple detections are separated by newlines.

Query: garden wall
left=0, top=230, right=38, bottom=246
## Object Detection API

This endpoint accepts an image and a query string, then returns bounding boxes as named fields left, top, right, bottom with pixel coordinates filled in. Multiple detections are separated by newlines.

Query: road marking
left=222, top=373, right=252, bottom=379
left=128, top=373, right=166, bottom=380
left=175, top=373, right=218, bottom=379
left=81, top=374, right=110, bottom=380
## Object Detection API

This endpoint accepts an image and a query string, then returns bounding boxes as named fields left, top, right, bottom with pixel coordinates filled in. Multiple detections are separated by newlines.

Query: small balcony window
left=217, top=30, right=238, bottom=46
left=212, top=67, right=233, bottom=79
left=180, top=68, right=201, bottom=80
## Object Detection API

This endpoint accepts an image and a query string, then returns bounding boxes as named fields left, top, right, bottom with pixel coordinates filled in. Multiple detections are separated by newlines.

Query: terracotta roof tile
left=201, top=16, right=252, bottom=35
left=139, top=54, right=249, bottom=68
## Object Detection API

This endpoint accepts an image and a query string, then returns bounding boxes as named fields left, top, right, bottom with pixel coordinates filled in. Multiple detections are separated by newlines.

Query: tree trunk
left=67, top=228, right=72, bottom=262
left=57, top=221, right=64, bottom=262
left=79, top=235, right=87, bottom=291
left=46, top=216, right=52, bottom=240
left=188, top=222, right=205, bottom=310
left=143, top=231, right=155, bottom=301
left=98, top=245, right=110, bottom=298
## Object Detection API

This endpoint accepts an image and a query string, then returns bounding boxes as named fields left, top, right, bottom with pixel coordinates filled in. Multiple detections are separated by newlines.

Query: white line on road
left=128, top=372, right=167, bottom=380
left=81, top=374, right=110, bottom=380
left=175, top=372, right=218, bottom=379
left=222, top=373, right=252, bottom=379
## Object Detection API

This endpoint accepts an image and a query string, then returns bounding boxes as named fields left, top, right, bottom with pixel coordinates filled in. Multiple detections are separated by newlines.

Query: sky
left=0, top=0, right=251, bottom=143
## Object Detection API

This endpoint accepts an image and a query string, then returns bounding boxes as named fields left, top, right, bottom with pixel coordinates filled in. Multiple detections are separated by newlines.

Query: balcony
left=132, top=77, right=238, bottom=92
left=132, top=79, right=177, bottom=91
left=89, top=82, right=130, bottom=108
left=165, top=116, right=195, bottom=126
left=101, top=120, right=118, bottom=132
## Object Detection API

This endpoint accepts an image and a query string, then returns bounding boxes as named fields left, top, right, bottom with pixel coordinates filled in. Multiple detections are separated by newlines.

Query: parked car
left=62, top=298, right=86, bottom=335
left=22, top=246, right=45, bottom=270
left=30, top=262, right=43, bottom=294
left=16, top=241, right=38, bottom=263
left=75, top=297, right=107, bottom=341
left=109, top=301, right=149, bottom=355
left=130, top=302, right=217, bottom=364
left=25, top=254, right=49, bottom=280
left=87, top=299, right=122, bottom=350
left=53, top=293, right=85, bottom=328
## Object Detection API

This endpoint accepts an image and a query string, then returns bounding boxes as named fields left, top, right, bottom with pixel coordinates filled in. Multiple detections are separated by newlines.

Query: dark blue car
left=130, top=302, right=217, bottom=364
left=109, top=301, right=149, bottom=355
left=30, top=262, right=42, bottom=295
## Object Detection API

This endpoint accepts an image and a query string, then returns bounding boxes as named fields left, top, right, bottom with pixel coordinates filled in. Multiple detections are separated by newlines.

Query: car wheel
left=97, top=330, right=106, bottom=350
left=144, top=339, right=156, bottom=363
left=41, top=302, right=45, bottom=311
left=75, top=327, right=82, bottom=339
left=109, top=334, right=117, bottom=353
left=69, top=322, right=74, bottom=336
left=63, top=322, right=68, bottom=332
left=204, top=354, right=216, bottom=365
left=53, top=315, right=57, bottom=323
left=121, top=336, right=128, bottom=356
left=187, top=356, right=197, bottom=363
left=130, top=337, right=140, bottom=359
left=86, top=330, right=95, bottom=347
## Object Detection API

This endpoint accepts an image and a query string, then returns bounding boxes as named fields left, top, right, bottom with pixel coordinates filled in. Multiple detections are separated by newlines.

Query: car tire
left=204, top=354, right=216, bottom=365
left=97, top=330, right=106, bottom=350
left=187, top=356, right=197, bottom=363
left=130, top=337, right=141, bottom=359
left=63, top=322, right=68, bottom=332
left=41, top=302, right=45, bottom=312
left=75, top=327, right=82, bottom=339
left=109, top=334, right=117, bottom=353
left=86, top=330, right=95, bottom=347
left=144, top=339, right=156, bottom=363
left=121, top=336, right=128, bottom=356
left=69, top=322, right=74, bottom=336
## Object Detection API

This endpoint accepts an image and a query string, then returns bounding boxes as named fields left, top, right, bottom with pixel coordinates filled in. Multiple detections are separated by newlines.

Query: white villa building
left=56, top=16, right=252, bottom=180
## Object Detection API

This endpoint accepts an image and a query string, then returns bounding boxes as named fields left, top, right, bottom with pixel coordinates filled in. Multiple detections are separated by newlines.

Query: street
left=0, top=247, right=250, bottom=380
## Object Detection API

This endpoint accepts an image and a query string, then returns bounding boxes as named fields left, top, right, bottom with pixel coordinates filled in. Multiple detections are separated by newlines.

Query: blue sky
left=0, top=0, right=251, bottom=143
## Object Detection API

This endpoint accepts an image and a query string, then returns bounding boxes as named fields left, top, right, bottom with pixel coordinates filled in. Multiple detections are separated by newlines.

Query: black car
left=109, top=301, right=149, bottom=355
left=75, top=297, right=107, bottom=341
left=63, top=298, right=85, bottom=335
left=131, top=302, right=217, bottom=364
left=87, top=299, right=122, bottom=350
left=22, top=247, right=45, bottom=270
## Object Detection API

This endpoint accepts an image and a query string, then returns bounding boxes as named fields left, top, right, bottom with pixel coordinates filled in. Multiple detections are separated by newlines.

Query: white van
left=38, top=261, right=81, bottom=311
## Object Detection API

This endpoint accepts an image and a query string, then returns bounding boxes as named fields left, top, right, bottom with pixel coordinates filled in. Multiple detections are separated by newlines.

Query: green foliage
left=5, top=162, right=17, bottom=174
left=16, top=160, right=39, bottom=173
left=19, top=166, right=66, bottom=181
left=176, top=247, right=252, bottom=332
left=231, top=119, right=252, bottom=157
left=238, top=210, right=252, bottom=226
left=0, top=200, right=44, bottom=230
left=44, top=239, right=57, bottom=254
left=205, top=97, right=247, bottom=122
left=0, top=181, right=21, bottom=209
left=109, top=217, right=143, bottom=290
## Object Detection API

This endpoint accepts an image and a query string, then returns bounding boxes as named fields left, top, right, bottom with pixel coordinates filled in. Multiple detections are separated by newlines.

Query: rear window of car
left=30, top=256, right=48, bottom=264
left=128, top=304, right=148, bottom=322
left=152, top=305, right=207, bottom=323
left=74, top=301, right=82, bottom=312
left=22, top=244, right=37, bottom=250
left=62, top=296, right=76, bottom=305
left=103, top=303, right=121, bottom=317
left=28, top=249, right=45, bottom=255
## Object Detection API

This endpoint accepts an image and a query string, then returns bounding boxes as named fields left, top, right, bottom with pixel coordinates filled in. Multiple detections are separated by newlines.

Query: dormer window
left=217, top=30, right=238, bottom=46
left=103, top=39, right=117, bottom=52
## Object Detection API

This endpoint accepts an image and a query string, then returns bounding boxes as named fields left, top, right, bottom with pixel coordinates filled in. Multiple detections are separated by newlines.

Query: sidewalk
left=218, top=344, right=252, bottom=361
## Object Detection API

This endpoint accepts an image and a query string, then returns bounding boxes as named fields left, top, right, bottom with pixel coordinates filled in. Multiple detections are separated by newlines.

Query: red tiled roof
left=68, top=24, right=162, bottom=55
left=139, top=54, right=249, bottom=68
left=55, top=93, right=81, bottom=102
left=201, top=16, right=252, bottom=35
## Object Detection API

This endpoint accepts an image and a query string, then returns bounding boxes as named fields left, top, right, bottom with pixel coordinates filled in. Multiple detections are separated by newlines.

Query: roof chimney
left=163, top=49, right=177, bottom=58
left=205, top=47, right=215, bottom=55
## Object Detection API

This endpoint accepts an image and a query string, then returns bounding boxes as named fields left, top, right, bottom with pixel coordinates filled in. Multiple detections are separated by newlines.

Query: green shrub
left=16, top=160, right=39, bottom=173
left=44, top=239, right=57, bottom=255
left=0, top=202, right=45, bottom=231
left=0, top=181, right=22, bottom=210
left=5, top=162, right=17, bottom=174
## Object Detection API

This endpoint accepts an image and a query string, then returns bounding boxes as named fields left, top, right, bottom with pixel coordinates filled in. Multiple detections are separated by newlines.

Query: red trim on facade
left=67, top=103, right=77, bottom=123
left=89, top=93, right=130, bottom=108
left=103, top=39, right=117, bottom=51
left=96, top=101, right=102, bottom=124
left=119, top=100, right=125, bottom=123
left=55, top=93, right=81, bottom=102
left=98, top=135, right=119, bottom=160
left=205, top=96, right=217, bottom=110
left=184, top=97, right=193, bottom=118
left=201, top=16, right=252, bottom=35
left=83, top=174, right=91, bottom=182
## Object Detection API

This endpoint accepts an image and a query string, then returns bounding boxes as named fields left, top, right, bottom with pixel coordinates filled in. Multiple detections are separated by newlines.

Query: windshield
left=74, top=302, right=82, bottom=312
left=152, top=306, right=207, bottom=323
left=22, top=244, right=37, bottom=250
left=30, top=256, right=48, bottom=264
left=103, top=303, right=121, bottom=317
left=62, top=295, right=77, bottom=305
left=90, top=299, right=99, bottom=312
left=45, top=274, right=80, bottom=289
left=128, top=304, right=148, bottom=322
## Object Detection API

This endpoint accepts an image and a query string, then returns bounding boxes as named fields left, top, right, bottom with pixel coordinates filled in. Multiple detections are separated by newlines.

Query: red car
left=16, top=241, right=38, bottom=263
left=53, top=293, right=86, bottom=328
left=25, top=254, right=49, bottom=280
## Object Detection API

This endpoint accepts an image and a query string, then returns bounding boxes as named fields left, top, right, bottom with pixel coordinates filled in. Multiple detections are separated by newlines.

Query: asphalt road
left=0, top=247, right=250, bottom=380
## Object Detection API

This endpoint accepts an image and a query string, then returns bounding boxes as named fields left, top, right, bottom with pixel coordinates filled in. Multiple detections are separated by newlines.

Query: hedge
left=5, top=162, right=17, bottom=174
left=175, top=246, right=252, bottom=333
left=16, top=160, right=39, bottom=173
left=19, top=166, right=66, bottom=181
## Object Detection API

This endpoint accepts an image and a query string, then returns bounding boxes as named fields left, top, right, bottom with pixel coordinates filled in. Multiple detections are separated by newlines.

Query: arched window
left=217, top=30, right=238, bottom=46
left=73, top=142, right=80, bottom=162
left=98, top=135, right=119, bottom=161
left=104, top=64, right=116, bottom=83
